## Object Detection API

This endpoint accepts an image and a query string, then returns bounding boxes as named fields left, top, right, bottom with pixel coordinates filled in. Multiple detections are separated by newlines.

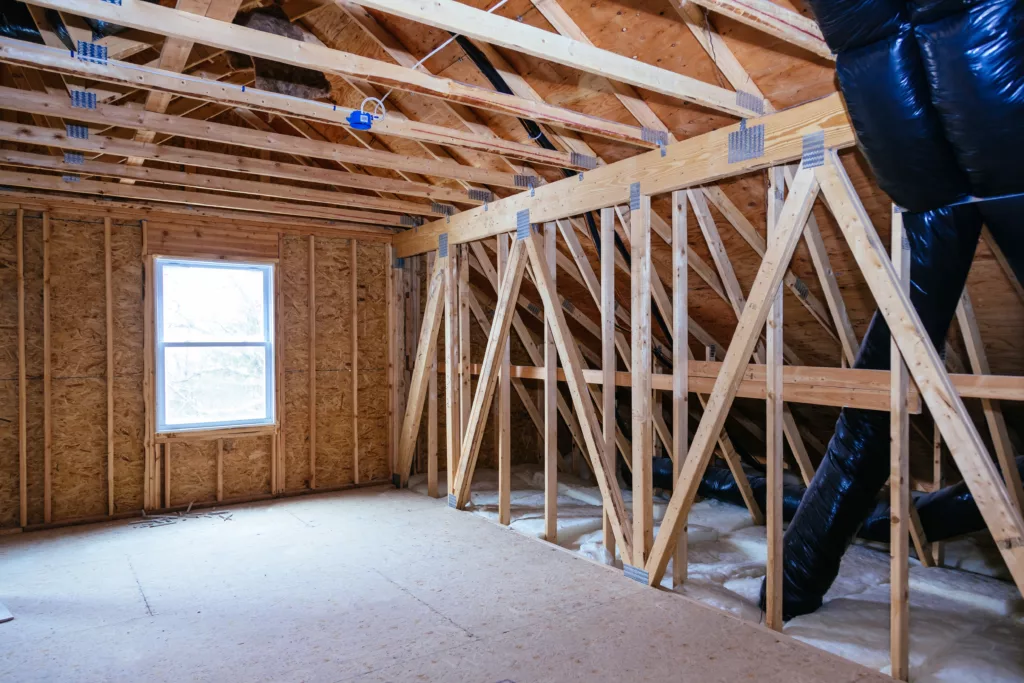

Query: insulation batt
left=771, top=0, right=1024, bottom=620
left=229, top=6, right=331, bottom=100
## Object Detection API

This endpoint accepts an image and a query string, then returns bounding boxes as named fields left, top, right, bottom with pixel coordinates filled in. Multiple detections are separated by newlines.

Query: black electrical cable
left=454, top=34, right=674, bottom=345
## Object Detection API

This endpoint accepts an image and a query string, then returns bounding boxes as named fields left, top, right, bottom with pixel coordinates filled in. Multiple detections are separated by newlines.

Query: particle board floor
left=0, top=487, right=891, bottom=683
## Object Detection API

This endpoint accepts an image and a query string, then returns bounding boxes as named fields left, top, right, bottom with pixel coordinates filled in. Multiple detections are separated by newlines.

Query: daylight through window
left=155, top=258, right=275, bottom=432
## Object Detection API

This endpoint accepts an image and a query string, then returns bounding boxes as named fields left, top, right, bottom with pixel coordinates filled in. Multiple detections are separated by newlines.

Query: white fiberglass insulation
left=410, top=465, right=1024, bottom=681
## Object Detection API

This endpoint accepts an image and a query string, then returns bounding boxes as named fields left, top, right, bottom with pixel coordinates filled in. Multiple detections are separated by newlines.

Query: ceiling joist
left=0, top=119, right=475, bottom=205
left=23, top=0, right=659, bottom=147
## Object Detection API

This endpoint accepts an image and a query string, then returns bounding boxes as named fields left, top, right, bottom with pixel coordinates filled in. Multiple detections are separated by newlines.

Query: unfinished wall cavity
left=0, top=209, right=392, bottom=529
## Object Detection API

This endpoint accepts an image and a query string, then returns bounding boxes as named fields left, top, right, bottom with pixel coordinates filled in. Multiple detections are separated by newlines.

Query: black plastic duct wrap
left=673, top=455, right=1024, bottom=544
left=1, top=1, right=45, bottom=44
left=765, top=0, right=1024, bottom=620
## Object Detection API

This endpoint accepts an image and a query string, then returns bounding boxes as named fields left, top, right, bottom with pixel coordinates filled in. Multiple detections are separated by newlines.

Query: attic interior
left=0, top=0, right=1023, bottom=680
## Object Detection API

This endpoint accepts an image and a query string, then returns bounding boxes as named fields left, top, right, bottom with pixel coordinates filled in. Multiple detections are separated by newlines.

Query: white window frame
left=154, top=257, right=276, bottom=433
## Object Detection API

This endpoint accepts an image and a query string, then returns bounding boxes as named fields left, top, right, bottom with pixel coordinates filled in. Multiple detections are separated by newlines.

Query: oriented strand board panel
left=282, top=235, right=312, bottom=491
left=357, top=241, right=389, bottom=482
left=314, top=237, right=354, bottom=488
left=0, top=212, right=19, bottom=528
left=169, top=440, right=217, bottom=506
left=222, top=436, right=272, bottom=499
left=111, top=221, right=145, bottom=513
left=50, top=217, right=107, bottom=521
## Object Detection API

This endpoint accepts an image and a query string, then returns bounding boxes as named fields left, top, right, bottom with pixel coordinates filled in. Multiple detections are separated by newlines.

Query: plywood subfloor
left=0, top=487, right=890, bottom=683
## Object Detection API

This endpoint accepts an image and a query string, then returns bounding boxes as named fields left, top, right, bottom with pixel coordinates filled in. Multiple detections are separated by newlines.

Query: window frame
left=154, top=257, right=276, bottom=434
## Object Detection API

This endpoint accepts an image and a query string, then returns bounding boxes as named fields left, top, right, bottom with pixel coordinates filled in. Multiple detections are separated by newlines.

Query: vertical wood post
left=497, top=234, right=511, bottom=525
left=105, top=218, right=115, bottom=516
left=543, top=222, right=558, bottom=542
left=444, top=240, right=461, bottom=495
left=42, top=212, right=52, bottom=523
left=217, top=438, right=224, bottom=502
left=386, top=244, right=396, bottom=475
left=765, top=168, right=786, bottom=629
left=630, top=185, right=653, bottom=566
left=141, top=225, right=153, bottom=509
left=601, top=207, right=617, bottom=564
left=931, top=422, right=945, bottom=565
left=427, top=251, right=439, bottom=498
left=275, top=235, right=285, bottom=493
left=458, top=244, right=471, bottom=440
left=16, top=209, right=27, bottom=527
left=164, top=442, right=171, bottom=509
left=671, top=191, right=688, bottom=587
left=351, top=239, right=360, bottom=484
left=889, top=205, right=910, bottom=682
left=308, top=235, right=317, bottom=489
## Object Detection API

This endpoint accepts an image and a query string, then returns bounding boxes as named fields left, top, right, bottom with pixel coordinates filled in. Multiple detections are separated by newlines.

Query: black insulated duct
left=764, top=0, right=1024, bottom=620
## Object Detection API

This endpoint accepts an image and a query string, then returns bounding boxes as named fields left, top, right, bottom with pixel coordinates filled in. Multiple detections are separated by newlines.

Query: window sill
left=155, top=424, right=278, bottom=443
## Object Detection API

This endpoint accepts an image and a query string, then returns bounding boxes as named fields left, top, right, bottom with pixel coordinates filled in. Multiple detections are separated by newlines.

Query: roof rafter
left=345, top=0, right=759, bottom=117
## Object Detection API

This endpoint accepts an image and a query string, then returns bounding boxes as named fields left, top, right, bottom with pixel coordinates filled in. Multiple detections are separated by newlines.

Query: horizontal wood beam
left=345, top=0, right=757, bottom=118
left=0, top=37, right=585, bottom=171
left=0, top=85, right=524, bottom=188
left=0, top=120, right=469, bottom=206
left=0, top=148, right=408, bottom=224
left=447, top=360, right=930, bottom=413
left=0, top=190, right=396, bottom=239
left=0, top=169, right=398, bottom=228
left=395, top=94, right=854, bottom=256
left=24, top=0, right=656, bottom=147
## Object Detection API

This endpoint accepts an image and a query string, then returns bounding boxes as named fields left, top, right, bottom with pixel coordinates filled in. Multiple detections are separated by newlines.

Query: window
left=155, top=258, right=275, bottom=433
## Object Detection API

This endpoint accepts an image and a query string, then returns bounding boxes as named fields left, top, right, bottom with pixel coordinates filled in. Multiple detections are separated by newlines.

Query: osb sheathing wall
left=0, top=210, right=390, bottom=529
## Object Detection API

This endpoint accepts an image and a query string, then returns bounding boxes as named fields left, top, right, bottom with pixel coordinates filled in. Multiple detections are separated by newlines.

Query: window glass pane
left=161, top=263, right=267, bottom=343
left=162, top=346, right=269, bottom=427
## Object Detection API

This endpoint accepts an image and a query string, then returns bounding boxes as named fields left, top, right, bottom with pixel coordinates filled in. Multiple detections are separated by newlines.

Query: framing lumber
left=42, top=211, right=52, bottom=523
left=347, top=0, right=757, bottom=117
left=0, top=86, right=523, bottom=188
left=522, top=226, right=633, bottom=557
left=631, top=189, right=654, bottom=566
left=427, top=253, right=440, bottom=498
left=451, top=237, right=528, bottom=508
left=395, top=93, right=854, bottom=256
left=765, top=167, right=784, bottom=630
left=682, top=0, right=833, bottom=60
left=497, top=235, right=512, bottom=527
left=889, top=204, right=910, bottom=681
left=982, top=226, right=1024, bottom=306
left=26, top=0, right=655, bottom=147
left=444, top=244, right=462, bottom=495
left=0, top=120, right=469, bottom=206
left=458, top=246, right=471, bottom=450
left=164, top=443, right=171, bottom=508
left=544, top=223, right=558, bottom=541
left=395, top=256, right=446, bottom=484
left=217, top=439, right=224, bottom=502
left=104, top=217, right=114, bottom=516
left=601, top=206, right=617, bottom=561
left=142, top=242, right=155, bottom=510
left=308, top=235, right=317, bottom=489
left=16, top=209, right=27, bottom=527
left=645, top=164, right=820, bottom=585
left=671, top=191, right=688, bottom=587
left=0, top=167, right=402, bottom=228
left=0, top=38, right=584, bottom=172
left=464, top=287, right=545, bottom=440
left=0, top=191, right=396, bottom=240
left=956, top=291, right=1024, bottom=517
left=0, top=143, right=433, bottom=217
left=466, top=243, right=588, bottom=455
left=351, top=239, right=360, bottom=485
left=815, top=150, right=1024, bottom=597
